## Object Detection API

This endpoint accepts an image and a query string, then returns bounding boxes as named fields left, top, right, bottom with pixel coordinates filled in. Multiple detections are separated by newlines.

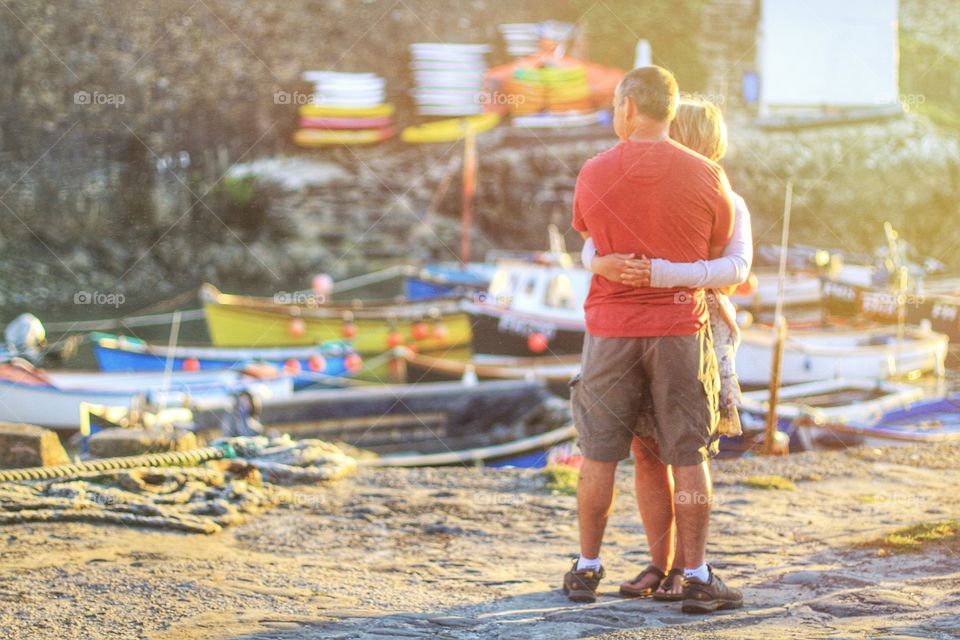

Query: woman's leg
left=621, top=436, right=676, bottom=592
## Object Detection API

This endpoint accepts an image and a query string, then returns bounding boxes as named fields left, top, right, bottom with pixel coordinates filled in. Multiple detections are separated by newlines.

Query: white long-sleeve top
left=581, top=193, right=753, bottom=289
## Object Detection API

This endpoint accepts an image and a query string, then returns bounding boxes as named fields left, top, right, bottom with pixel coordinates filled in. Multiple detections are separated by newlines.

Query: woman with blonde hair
left=582, top=96, right=752, bottom=600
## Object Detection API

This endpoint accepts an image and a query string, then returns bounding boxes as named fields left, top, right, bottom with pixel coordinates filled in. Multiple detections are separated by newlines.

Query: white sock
left=576, top=555, right=601, bottom=571
left=684, top=563, right=710, bottom=583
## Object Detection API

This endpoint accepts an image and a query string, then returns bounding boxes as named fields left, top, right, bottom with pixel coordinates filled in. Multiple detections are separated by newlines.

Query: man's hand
left=592, top=254, right=651, bottom=288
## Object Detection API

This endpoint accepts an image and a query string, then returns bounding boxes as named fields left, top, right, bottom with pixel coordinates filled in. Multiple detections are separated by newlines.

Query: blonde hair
left=669, top=97, right=727, bottom=162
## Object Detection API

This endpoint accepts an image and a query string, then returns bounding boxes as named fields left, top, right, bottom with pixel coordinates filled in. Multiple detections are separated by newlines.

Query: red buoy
left=344, top=353, right=363, bottom=373
left=283, top=358, right=302, bottom=374
left=387, top=330, right=404, bottom=348
left=411, top=321, right=429, bottom=341
left=183, top=357, right=201, bottom=372
left=308, top=355, right=326, bottom=373
left=341, top=322, right=357, bottom=339
left=527, top=332, right=549, bottom=354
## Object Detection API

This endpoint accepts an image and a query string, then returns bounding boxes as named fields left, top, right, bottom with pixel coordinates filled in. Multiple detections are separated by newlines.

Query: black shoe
left=681, top=567, right=743, bottom=614
left=562, top=559, right=605, bottom=603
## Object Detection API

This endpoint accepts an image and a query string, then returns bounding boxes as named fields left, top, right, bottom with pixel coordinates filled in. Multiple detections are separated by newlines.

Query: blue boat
left=797, top=393, right=960, bottom=449
left=403, top=263, right=493, bottom=301
left=91, top=332, right=359, bottom=390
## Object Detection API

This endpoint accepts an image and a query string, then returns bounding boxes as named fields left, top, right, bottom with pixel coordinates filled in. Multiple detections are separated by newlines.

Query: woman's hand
left=620, top=256, right=652, bottom=288
left=592, top=254, right=652, bottom=287
left=591, top=253, right=634, bottom=283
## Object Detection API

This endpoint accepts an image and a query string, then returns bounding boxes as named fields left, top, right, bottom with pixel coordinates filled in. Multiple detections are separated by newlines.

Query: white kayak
left=736, top=325, right=948, bottom=386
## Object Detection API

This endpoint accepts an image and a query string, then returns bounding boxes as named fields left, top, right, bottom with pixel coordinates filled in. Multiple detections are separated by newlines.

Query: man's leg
left=577, top=458, right=619, bottom=559
left=566, top=334, right=644, bottom=602
left=672, top=461, right=711, bottom=570
left=642, top=330, right=741, bottom=612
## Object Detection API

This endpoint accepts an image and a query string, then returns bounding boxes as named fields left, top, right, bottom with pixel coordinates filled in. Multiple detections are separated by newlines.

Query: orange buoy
left=735, top=272, right=759, bottom=297
left=433, top=322, right=449, bottom=343
left=387, top=330, right=404, bottom=348
left=288, top=317, right=306, bottom=338
left=283, top=358, right=302, bottom=374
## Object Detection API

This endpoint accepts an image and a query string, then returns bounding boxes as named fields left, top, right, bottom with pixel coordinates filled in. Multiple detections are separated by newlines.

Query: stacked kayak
left=294, top=71, right=395, bottom=147
left=498, top=23, right=541, bottom=58
left=486, top=51, right=623, bottom=130
left=504, top=65, right=593, bottom=115
left=409, top=43, right=490, bottom=117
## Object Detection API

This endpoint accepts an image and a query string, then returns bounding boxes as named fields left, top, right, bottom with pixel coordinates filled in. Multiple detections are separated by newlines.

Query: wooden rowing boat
left=394, top=347, right=580, bottom=396
left=257, top=379, right=573, bottom=468
left=201, top=285, right=471, bottom=352
left=797, top=393, right=960, bottom=448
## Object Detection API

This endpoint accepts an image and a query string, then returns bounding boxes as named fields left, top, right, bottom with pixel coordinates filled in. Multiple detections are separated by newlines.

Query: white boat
left=736, top=325, right=948, bottom=386
left=731, top=267, right=822, bottom=310
left=463, top=252, right=590, bottom=356
left=0, top=362, right=294, bottom=431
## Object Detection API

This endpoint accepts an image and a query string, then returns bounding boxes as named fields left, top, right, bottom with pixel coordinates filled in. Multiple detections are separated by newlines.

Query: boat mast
left=764, top=181, right=792, bottom=455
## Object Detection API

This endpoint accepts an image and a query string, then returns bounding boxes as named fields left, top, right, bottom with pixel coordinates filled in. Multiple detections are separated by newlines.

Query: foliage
left=900, top=34, right=960, bottom=132
left=741, top=475, right=796, bottom=491
left=866, top=520, right=960, bottom=556
left=542, top=464, right=579, bottom=496
left=570, top=0, right=709, bottom=90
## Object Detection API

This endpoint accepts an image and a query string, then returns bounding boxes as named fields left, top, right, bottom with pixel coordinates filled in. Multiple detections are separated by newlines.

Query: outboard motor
left=3, top=313, right=47, bottom=363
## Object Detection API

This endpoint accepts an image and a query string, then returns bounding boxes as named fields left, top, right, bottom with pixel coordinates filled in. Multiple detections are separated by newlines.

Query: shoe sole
left=562, top=586, right=597, bottom=603
left=652, top=592, right=684, bottom=602
left=681, top=598, right=743, bottom=614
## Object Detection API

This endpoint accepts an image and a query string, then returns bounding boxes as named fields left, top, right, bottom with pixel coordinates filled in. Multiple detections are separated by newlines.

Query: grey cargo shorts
left=570, top=327, right=720, bottom=466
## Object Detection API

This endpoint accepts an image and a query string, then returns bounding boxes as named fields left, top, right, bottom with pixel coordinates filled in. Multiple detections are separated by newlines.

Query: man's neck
left=626, top=120, right=670, bottom=142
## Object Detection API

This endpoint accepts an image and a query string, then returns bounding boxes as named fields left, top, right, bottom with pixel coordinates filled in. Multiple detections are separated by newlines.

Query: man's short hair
left=617, top=66, right=679, bottom=122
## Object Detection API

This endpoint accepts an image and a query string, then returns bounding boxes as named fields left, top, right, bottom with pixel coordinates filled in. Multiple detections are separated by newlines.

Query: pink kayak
left=299, top=116, right=393, bottom=130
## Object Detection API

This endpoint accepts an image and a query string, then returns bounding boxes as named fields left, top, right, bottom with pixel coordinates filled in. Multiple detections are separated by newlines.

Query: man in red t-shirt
left=562, top=66, right=742, bottom=614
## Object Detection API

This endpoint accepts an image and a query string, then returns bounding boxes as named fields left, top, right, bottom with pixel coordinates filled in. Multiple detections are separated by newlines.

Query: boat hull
left=91, top=334, right=352, bottom=389
left=466, top=304, right=585, bottom=356
left=258, top=380, right=572, bottom=467
left=736, top=326, right=948, bottom=386
left=0, top=369, right=293, bottom=431
left=203, top=302, right=472, bottom=353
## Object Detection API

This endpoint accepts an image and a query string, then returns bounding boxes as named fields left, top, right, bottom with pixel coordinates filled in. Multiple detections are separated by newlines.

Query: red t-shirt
left=572, top=138, right=735, bottom=337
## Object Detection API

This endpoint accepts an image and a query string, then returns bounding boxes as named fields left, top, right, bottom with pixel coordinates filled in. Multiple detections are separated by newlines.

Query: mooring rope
left=0, top=446, right=228, bottom=483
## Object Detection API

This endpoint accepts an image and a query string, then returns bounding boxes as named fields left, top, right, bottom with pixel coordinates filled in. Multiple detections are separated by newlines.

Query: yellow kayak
left=293, top=127, right=395, bottom=147
left=514, top=66, right=588, bottom=84
left=298, top=103, right=395, bottom=119
left=401, top=113, right=500, bottom=144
